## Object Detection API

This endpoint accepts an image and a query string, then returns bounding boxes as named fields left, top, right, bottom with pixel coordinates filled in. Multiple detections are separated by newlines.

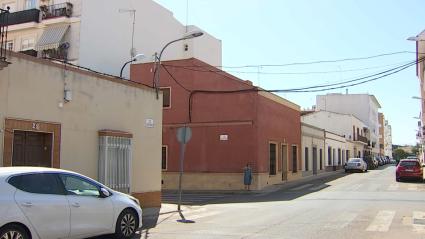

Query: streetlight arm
left=120, top=59, right=135, bottom=78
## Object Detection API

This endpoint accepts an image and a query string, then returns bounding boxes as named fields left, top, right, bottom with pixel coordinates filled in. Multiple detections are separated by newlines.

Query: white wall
left=301, top=124, right=325, bottom=173
left=78, top=0, right=222, bottom=78
left=324, top=132, right=347, bottom=167
left=316, top=94, right=380, bottom=155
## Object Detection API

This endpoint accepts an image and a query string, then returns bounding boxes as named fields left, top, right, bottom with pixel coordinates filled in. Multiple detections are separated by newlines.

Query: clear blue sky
left=155, top=0, right=425, bottom=146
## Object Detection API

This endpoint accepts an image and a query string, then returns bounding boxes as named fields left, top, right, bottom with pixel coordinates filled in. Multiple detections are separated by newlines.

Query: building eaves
left=369, top=95, right=381, bottom=108
left=8, top=51, right=155, bottom=92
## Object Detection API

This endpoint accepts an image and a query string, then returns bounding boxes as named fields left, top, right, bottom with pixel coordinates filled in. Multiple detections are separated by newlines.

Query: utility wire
left=164, top=60, right=413, bottom=75
left=163, top=51, right=417, bottom=69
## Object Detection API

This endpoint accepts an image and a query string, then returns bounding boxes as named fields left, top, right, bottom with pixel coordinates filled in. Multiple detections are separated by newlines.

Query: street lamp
left=407, top=36, right=425, bottom=41
left=153, top=30, right=204, bottom=97
left=119, top=53, right=145, bottom=78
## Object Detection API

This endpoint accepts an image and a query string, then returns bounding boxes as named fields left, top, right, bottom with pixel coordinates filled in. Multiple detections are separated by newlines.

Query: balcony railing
left=356, top=135, right=368, bottom=144
left=0, top=8, right=10, bottom=70
left=40, top=2, right=73, bottom=20
left=0, top=8, right=40, bottom=26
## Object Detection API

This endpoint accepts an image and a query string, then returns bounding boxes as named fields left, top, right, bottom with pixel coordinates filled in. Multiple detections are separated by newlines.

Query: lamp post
left=153, top=30, right=204, bottom=98
left=120, top=53, right=145, bottom=78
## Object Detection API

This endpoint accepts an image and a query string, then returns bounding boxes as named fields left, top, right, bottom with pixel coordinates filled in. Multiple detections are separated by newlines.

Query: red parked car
left=396, top=159, right=424, bottom=182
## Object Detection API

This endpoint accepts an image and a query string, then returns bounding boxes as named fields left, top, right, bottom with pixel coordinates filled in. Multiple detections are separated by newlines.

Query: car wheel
left=115, top=209, right=139, bottom=239
left=0, top=224, right=30, bottom=239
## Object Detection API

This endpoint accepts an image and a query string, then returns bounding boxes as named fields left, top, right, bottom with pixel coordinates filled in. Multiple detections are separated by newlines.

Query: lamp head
left=183, top=30, right=204, bottom=39
left=132, top=53, right=145, bottom=61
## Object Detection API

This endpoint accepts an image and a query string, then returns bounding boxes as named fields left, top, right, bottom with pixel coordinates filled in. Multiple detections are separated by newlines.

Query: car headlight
left=128, top=195, right=140, bottom=206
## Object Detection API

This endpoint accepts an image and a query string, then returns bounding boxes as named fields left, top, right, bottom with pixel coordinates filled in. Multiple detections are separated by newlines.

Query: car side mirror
left=99, top=187, right=111, bottom=198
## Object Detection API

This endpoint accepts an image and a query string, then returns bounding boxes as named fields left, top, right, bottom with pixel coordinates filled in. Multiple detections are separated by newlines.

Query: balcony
left=355, top=135, right=368, bottom=144
left=40, top=3, right=73, bottom=20
left=0, top=8, right=10, bottom=70
left=0, top=9, right=40, bottom=26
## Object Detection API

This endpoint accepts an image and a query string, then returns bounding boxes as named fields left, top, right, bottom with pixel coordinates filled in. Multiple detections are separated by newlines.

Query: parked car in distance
left=0, top=167, right=142, bottom=239
left=345, top=158, right=368, bottom=173
left=396, top=159, right=424, bottom=182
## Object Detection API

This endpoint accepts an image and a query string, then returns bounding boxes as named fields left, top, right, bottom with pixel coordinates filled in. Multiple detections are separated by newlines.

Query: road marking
left=290, top=184, right=314, bottom=191
left=323, top=213, right=357, bottom=229
left=366, top=210, right=395, bottom=232
left=387, top=184, right=399, bottom=191
left=413, top=211, right=425, bottom=233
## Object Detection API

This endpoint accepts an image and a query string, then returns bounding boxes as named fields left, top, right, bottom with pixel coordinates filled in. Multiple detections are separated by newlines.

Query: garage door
left=12, top=130, right=53, bottom=167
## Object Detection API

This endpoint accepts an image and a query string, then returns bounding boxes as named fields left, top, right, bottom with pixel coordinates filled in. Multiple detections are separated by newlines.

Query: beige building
left=301, top=123, right=326, bottom=177
left=1, top=0, right=221, bottom=78
left=0, top=52, right=162, bottom=207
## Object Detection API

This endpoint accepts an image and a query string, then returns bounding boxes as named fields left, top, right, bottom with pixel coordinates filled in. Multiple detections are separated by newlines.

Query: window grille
left=98, top=135, right=132, bottom=193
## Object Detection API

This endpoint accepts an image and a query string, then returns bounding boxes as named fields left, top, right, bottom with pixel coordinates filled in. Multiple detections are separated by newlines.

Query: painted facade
left=301, top=123, right=326, bottom=177
left=316, top=93, right=381, bottom=156
left=301, top=110, right=368, bottom=159
left=1, top=0, right=221, bottom=78
left=131, top=58, right=302, bottom=191
left=0, top=52, right=163, bottom=207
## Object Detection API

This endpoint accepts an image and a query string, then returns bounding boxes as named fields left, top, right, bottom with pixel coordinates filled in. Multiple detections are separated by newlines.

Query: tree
left=393, top=148, right=409, bottom=160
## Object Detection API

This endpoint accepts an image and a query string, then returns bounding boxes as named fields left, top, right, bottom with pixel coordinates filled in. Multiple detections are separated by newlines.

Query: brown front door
left=12, top=131, right=52, bottom=167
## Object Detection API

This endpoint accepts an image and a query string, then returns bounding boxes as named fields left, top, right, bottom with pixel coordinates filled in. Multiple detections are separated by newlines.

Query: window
left=25, top=0, right=36, bottom=9
left=99, top=134, right=132, bottom=193
left=21, top=37, right=35, bottom=51
left=333, top=148, right=336, bottom=165
left=328, top=147, right=332, bottom=166
left=269, top=143, right=277, bottom=175
left=6, top=41, right=13, bottom=51
left=161, top=87, right=171, bottom=108
left=342, top=149, right=345, bottom=164
left=319, top=149, right=323, bottom=170
left=292, top=145, right=297, bottom=172
left=162, top=146, right=168, bottom=170
left=59, top=174, right=100, bottom=197
left=304, top=147, right=309, bottom=171
left=346, top=150, right=350, bottom=160
left=338, top=148, right=342, bottom=165
left=8, top=173, right=64, bottom=195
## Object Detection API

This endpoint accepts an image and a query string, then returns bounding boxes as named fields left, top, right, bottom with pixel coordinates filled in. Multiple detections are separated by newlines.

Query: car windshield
left=399, top=161, right=419, bottom=167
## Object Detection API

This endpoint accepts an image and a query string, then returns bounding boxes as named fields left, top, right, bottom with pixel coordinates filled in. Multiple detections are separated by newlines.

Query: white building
left=384, top=120, right=393, bottom=157
left=301, top=123, right=325, bottom=177
left=325, top=131, right=347, bottom=170
left=1, top=0, right=222, bottom=78
left=302, top=110, right=368, bottom=159
left=316, top=93, right=381, bottom=156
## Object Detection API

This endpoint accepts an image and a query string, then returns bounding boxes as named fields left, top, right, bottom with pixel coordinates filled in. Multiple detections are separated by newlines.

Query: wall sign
left=32, top=122, right=40, bottom=130
left=220, top=134, right=228, bottom=141
left=145, top=119, right=154, bottom=128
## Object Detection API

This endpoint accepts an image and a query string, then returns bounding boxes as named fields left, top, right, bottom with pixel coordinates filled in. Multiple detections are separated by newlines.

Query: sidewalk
left=143, top=169, right=345, bottom=223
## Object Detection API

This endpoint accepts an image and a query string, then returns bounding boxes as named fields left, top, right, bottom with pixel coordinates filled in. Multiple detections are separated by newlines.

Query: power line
left=164, top=51, right=417, bottom=69
left=164, top=60, right=413, bottom=75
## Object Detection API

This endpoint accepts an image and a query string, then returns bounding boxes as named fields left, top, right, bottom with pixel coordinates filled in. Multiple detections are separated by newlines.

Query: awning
left=35, top=24, right=69, bottom=51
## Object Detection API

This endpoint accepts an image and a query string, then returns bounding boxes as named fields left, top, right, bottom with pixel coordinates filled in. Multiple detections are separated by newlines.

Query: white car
left=344, top=158, right=368, bottom=173
left=0, top=167, right=142, bottom=239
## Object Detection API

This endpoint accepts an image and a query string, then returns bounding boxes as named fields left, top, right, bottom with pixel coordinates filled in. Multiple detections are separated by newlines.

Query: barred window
left=98, top=131, right=132, bottom=193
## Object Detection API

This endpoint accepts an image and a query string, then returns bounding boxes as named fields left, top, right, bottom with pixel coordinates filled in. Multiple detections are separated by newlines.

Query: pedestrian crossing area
left=161, top=192, right=228, bottom=205
left=322, top=210, right=425, bottom=233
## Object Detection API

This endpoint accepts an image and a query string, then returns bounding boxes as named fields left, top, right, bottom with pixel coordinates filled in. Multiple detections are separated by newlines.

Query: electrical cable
left=163, top=51, right=417, bottom=69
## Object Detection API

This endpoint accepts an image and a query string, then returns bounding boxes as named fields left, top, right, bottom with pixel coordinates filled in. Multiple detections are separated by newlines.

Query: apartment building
left=316, top=93, right=381, bottom=156
left=302, top=110, right=368, bottom=159
left=0, top=0, right=221, bottom=78
left=384, top=120, right=393, bottom=157
left=378, top=113, right=385, bottom=156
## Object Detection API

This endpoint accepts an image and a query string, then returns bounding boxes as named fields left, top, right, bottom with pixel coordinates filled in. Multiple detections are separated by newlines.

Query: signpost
left=175, top=126, right=194, bottom=223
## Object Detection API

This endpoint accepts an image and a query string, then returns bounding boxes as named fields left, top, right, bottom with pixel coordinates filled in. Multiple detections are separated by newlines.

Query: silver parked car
left=0, top=167, right=142, bottom=239
left=345, top=158, right=368, bottom=173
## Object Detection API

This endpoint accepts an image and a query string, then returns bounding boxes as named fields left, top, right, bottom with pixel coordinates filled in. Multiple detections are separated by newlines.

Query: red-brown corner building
left=131, top=58, right=301, bottom=190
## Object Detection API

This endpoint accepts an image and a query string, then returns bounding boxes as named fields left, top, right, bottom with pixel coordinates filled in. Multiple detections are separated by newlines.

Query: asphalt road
left=139, top=165, right=425, bottom=239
